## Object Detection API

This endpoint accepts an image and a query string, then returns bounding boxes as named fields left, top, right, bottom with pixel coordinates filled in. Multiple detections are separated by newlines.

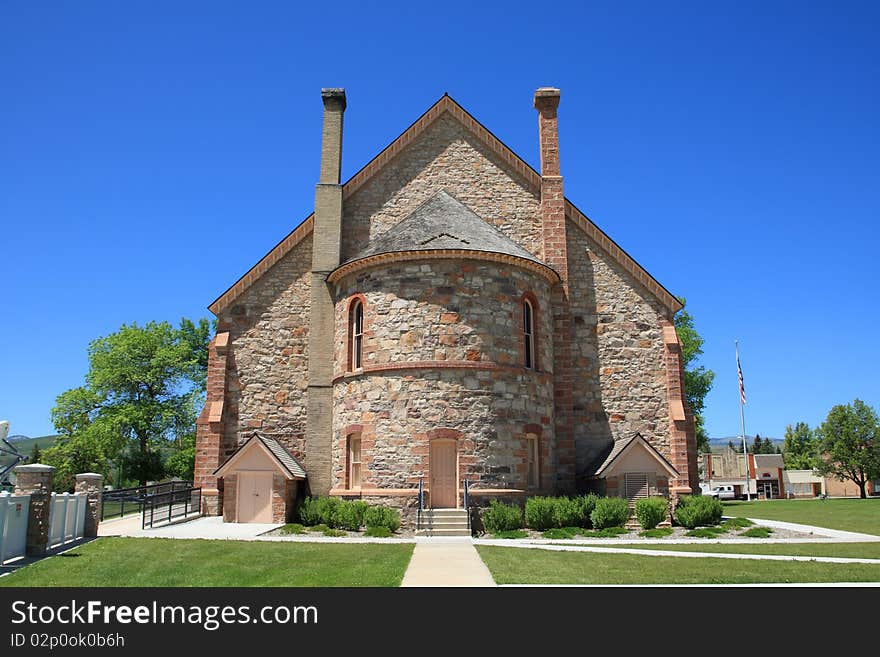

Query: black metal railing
left=417, top=477, right=424, bottom=531
left=101, top=481, right=193, bottom=521
left=142, top=485, right=201, bottom=530
left=463, top=478, right=471, bottom=533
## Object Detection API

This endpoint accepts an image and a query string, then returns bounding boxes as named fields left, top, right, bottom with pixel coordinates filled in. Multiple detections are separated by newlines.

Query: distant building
left=701, top=447, right=784, bottom=499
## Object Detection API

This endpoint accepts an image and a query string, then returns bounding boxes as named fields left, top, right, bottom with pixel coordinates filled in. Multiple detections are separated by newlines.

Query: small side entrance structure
left=214, top=433, right=306, bottom=523
left=585, top=433, right=679, bottom=501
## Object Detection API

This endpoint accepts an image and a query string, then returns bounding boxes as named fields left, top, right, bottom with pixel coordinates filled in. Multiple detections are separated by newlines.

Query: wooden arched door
left=430, top=439, right=457, bottom=508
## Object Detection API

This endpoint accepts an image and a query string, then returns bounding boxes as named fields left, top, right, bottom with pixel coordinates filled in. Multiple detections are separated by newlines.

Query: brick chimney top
left=321, top=88, right=346, bottom=110
left=533, top=87, right=560, bottom=110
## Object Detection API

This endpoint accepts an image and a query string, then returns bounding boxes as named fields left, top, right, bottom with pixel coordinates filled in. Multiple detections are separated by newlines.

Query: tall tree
left=674, top=298, right=716, bottom=453
left=47, top=319, right=211, bottom=488
left=817, top=399, right=880, bottom=499
left=782, top=422, right=818, bottom=468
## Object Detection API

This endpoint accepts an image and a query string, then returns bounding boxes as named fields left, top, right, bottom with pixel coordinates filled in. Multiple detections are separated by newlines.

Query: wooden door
left=430, top=440, right=457, bottom=508
left=237, top=472, right=273, bottom=523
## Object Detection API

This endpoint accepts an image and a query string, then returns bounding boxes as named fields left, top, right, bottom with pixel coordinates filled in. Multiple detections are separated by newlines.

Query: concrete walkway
left=99, top=515, right=282, bottom=539
left=401, top=537, right=496, bottom=587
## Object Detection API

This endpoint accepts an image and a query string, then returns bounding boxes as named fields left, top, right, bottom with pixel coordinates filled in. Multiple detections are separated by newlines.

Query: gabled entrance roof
left=585, top=433, right=679, bottom=479
left=208, top=93, right=682, bottom=316
left=214, top=433, right=307, bottom=480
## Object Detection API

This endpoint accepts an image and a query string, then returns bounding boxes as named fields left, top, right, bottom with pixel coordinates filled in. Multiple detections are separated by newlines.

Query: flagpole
left=736, top=340, right=751, bottom=501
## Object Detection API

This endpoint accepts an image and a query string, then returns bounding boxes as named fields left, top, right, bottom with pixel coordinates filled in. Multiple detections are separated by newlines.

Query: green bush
left=481, top=500, right=523, bottom=533
left=674, top=495, right=724, bottom=529
left=524, top=497, right=555, bottom=530
left=297, top=498, right=321, bottom=526
left=590, top=497, right=631, bottom=529
left=308, top=524, right=330, bottom=533
left=363, top=505, right=401, bottom=532
left=634, top=497, right=669, bottom=530
left=335, top=500, right=369, bottom=531
left=574, top=494, right=599, bottom=528
left=553, top=497, right=583, bottom=528
left=321, top=527, right=347, bottom=537
left=280, top=523, right=306, bottom=535
left=364, top=526, right=393, bottom=538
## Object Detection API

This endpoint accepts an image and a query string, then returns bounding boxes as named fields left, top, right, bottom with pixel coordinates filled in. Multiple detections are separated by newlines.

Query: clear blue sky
left=2, top=2, right=878, bottom=440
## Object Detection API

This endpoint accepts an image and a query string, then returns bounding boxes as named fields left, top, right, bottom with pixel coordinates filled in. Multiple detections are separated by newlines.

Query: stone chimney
left=306, top=88, right=346, bottom=495
left=534, top=87, right=574, bottom=492
left=534, top=87, right=566, bottom=276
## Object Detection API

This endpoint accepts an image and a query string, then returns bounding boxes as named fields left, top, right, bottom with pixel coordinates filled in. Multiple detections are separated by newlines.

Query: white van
left=709, top=485, right=736, bottom=500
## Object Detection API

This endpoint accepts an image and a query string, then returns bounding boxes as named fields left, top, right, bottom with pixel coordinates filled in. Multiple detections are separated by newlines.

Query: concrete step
left=415, top=528, right=472, bottom=537
left=418, top=521, right=469, bottom=530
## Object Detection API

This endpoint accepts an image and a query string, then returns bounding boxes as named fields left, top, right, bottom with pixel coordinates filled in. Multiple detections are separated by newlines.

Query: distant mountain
left=0, top=435, right=58, bottom=456
left=6, top=434, right=30, bottom=442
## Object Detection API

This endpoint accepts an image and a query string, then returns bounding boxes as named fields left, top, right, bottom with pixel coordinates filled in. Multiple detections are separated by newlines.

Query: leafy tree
left=50, top=319, right=211, bottom=488
left=29, top=444, right=42, bottom=464
left=782, top=422, right=818, bottom=469
left=674, top=298, right=716, bottom=453
left=816, top=399, right=880, bottom=499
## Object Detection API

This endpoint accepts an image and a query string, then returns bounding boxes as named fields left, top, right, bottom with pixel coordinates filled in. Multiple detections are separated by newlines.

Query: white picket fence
left=47, top=492, right=87, bottom=550
left=0, top=492, right=30, bottom=564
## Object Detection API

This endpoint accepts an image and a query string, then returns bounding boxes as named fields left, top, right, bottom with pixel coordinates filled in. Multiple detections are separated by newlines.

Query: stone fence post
left=75, top=473, right=103, bottom=537
left=13, top=464, right=55, bottom=557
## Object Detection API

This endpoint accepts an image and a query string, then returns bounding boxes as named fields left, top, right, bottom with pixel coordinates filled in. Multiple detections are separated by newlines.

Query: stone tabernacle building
left=194, top=87, right=698, bottom=524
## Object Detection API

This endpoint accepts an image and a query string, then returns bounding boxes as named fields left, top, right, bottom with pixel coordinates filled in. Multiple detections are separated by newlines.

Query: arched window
left=349, top=299, right=364, bottom=371
left=526, top=433, right=539, bottom=488
left=347, top=433, right=362, bottom=490
left=523, top=298, right=535, bottom=369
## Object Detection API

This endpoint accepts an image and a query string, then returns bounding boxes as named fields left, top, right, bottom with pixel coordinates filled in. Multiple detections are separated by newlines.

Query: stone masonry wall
left=333, top=259, right=553, bottom=372
left=565, top=220, right=674, bottom=482
left=218, top=234, right=313, bottom=464
left=342, top=113, right=542, bottom=262
left=331, top=258, right=556, bottom=502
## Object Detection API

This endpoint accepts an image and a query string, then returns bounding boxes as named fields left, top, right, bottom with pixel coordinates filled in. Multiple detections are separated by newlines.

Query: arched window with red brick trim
left=348, top=298, right=364, bottom=371
left=523, top=297, right=536, bottom=370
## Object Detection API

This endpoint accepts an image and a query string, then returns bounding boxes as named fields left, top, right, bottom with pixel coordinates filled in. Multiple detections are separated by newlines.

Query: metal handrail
left=463, top=478, right=470, bottom=533
left=417, top=477, right=424, bottom=531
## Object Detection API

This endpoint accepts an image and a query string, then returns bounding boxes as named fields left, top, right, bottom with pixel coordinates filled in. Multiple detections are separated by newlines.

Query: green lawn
left=475, top=546, right=880, bottom=584
left=0, top=537, right=414, bottom=587
left=600, top=542, right=880, bottom=559
left=722, top=498, right=880, bottom=535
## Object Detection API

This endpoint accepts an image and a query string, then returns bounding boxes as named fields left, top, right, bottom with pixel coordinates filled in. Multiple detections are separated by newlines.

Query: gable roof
left=208, top=93, right=682, bottom=315
left=213, top=432, right=307, bottom=480
left=346, top=189, right=550, bottom=267
left=584, top=433, right=679, bottom=479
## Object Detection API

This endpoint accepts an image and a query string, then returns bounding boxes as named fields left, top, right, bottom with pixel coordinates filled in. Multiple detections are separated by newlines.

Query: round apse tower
left=327, top=190, right=559, bottom=512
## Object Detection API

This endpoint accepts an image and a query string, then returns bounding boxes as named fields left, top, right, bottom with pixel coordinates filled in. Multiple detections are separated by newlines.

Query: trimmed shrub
left=336, top=500, right=369, bottom=531
left=574, top=494, right=599, bottom=528
left=741, top=527, right=773, bottom=538
left=634, top=497, right=669, bottom=530
left=363, top=505, right=401, bottom=532
left=280, top=523, right=306, bottom=535
left=674, top=495, right=724, bottom=529
left=524, top=496, right=556, bottom=530
left=482, top=500, right=523, bottom=533
left=553, top=497, right=583, bottom=528
left=297, top=498, right=321, bottom=526
left=590, top=497, right=631, bottom=529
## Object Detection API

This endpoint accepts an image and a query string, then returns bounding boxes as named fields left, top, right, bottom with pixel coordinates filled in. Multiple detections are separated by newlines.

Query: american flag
left=736, top=349, right=746, bottom=405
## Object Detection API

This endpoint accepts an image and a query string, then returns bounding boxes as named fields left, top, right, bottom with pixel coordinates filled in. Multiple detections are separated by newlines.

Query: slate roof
left=258, top=434, right=307, bottom=478
left=582, top=433, right=678, bottom=478
left=343, top=190, right=551, bottom=269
